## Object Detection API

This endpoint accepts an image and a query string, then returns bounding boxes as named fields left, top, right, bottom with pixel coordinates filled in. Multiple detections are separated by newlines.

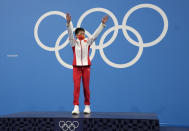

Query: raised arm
left=66, top=13, right=76, bottom=47
left=87, top=15, right=109, bottom=45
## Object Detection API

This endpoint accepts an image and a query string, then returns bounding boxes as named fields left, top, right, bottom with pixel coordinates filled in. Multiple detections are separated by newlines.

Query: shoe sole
left=72, top=112, right=80, bottom=115
left=84, top=112, right=91, bottom=114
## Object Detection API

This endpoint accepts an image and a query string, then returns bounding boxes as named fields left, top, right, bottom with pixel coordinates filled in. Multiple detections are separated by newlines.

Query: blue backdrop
left=0, top=0, right=189, bottom=127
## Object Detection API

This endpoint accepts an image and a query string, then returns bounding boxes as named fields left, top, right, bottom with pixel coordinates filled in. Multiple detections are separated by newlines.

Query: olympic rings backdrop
left=0, top=0, right=189, bottom=127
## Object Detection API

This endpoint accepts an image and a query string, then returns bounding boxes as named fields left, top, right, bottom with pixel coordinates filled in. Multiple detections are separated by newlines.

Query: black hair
left=75, top=27, right=85, bottom=35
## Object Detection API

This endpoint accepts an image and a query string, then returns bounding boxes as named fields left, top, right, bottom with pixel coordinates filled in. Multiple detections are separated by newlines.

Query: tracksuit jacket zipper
left=80, top=40, right=83, bottom=66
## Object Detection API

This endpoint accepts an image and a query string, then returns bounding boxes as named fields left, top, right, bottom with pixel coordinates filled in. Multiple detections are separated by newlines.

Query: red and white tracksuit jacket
left=67, top=22, right=105, bottom=105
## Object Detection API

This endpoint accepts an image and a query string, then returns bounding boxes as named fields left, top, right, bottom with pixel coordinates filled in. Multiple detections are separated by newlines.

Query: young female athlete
left=66, top=13, right=108, bottom=114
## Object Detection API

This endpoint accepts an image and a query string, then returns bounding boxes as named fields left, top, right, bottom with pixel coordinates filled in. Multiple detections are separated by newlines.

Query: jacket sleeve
left=87, top=22, right=106, bottom=45
left=66, top=23, right=76, bottom=47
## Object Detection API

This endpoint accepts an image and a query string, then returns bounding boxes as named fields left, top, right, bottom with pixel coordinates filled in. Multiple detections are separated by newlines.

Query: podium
left=0, top=112, right=159, bottom=131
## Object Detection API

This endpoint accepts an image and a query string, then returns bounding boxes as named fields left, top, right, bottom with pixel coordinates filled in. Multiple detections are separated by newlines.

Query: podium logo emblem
left=59, top=120, right=79, bottom=131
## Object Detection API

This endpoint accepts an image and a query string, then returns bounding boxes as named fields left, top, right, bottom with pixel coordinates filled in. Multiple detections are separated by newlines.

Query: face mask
left=78, top=34, right=85, bottom=40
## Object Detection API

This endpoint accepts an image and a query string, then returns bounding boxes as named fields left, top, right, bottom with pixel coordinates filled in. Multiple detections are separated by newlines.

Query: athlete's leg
left=82, top=66, right=91, bottom=105
left=73, top=66, right=82, bottom=105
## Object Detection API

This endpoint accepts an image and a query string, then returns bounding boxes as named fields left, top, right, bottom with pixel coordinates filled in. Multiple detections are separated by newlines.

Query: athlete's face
left=76, top=31, right=85, bottom=38
left=76, top=31, right=85, bottom=40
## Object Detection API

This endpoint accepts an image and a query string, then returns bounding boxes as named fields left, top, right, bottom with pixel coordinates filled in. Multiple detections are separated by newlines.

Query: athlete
left=66, top=13, right=108, bottom=115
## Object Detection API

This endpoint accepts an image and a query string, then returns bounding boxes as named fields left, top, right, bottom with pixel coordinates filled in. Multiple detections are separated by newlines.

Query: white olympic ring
left=77, top=8, right=119, bottom=49
left=122, top=4, right=168, bottom=47
left=34, top=4, right=168, bottom=69
left=99, top=25, right=143, bottom=68
left=59, top=120, right=79, bottom=131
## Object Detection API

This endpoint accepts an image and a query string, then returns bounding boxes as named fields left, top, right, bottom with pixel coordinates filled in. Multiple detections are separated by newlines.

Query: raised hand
left=66, top=13, right=71, bottom=24
left=102, top=15, right=109, bottom=24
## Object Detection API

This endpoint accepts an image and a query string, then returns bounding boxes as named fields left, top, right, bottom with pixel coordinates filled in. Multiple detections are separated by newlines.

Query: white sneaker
left=72, top=105, right=80, bottom=115
left=83, top=105, right=91, bottom=114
